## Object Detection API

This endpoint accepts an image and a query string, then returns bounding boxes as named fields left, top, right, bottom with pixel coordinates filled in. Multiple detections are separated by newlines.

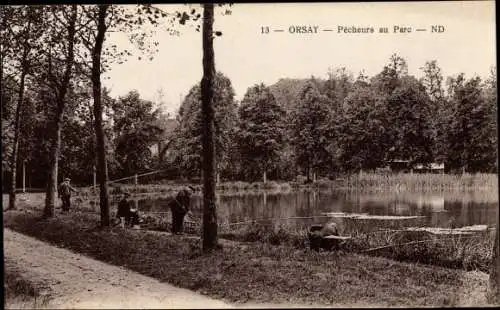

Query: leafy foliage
left=169, top=72, right=237, bottom=179
left=337, top=85, right=389, bottom=171
left=385, top=76, right=434, bottom=165
left=446, top=76, right=497, bottom=172
left=237, top=83, right=286, bottom=181
left=290, top=81, right=334, bottom=179
left=111, top=91, right=164, bottom=176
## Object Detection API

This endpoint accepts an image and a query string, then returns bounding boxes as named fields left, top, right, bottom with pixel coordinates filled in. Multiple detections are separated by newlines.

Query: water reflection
left=136, top=189, right=498, bottom=232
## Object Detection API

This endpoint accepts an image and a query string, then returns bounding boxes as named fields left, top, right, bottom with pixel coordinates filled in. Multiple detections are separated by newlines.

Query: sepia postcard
left=2, top=1, right=498, bottom=309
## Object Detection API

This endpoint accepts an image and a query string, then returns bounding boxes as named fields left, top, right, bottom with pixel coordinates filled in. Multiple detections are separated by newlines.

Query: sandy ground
left=4, top=228, right=232, bottom=309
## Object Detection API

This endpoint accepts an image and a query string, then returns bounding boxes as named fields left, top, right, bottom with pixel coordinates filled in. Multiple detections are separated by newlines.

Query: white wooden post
left=93, top=165, right=96, bottom=189
left=263, top=170, right=267, bottom=184
left=134, top=174, right=138, bottom=194
left=22, top=159, right=26, bottom=193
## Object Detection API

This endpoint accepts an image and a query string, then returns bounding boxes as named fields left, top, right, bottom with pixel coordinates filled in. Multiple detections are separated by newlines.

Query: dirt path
left=4, top=228, right=231, bottom=309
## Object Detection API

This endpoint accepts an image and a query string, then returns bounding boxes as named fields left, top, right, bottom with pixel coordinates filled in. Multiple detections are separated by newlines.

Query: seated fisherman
left=116, top=192, right=137, bottom=227
left=309, top=222, right=340, bottom=251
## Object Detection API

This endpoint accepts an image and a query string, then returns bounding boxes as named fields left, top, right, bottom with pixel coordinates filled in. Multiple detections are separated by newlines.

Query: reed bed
left=216, top=181, right=292, bottom=192
left=338, top=173, right=498, bottom=192
left=346, top=227, right=495, bottom=272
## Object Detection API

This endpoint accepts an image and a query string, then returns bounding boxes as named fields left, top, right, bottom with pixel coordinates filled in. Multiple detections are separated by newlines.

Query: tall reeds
left=338, top=173, right=498, bottom=192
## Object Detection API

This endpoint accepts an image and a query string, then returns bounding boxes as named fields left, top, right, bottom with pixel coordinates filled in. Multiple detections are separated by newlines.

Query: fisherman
left=58, top=177, right=78, bottom=213
left=309, top=222, right=340, bottom=251
left=116, top=191, right=139, bottom=228
left=169, top=186, right=196, bottom=234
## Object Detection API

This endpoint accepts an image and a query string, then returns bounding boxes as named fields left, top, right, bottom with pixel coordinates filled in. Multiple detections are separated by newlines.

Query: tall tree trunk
left=201, top=3, right=218, bottom=251
left=489, top=218, right=500, bottom=303
left=8, top=69, right=27, bottom=210
left=92, top=4, right=110, bottom=227
left=7, top=14, right=33, bottom=210
left=44, top=114, right=62, bottom=217
left=43, top=5, right=77, bottom=217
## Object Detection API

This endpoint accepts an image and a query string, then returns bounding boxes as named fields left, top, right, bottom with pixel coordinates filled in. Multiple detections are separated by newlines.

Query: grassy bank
left=4, top=260, right=51, bottom=309
left=3, top=203, right=482, bottom=307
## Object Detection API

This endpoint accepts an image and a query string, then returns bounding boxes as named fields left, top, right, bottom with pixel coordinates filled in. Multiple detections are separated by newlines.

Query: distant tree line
left=3, top=42, right=497, bottom=189
left=168, top=55, right=497, bottom=182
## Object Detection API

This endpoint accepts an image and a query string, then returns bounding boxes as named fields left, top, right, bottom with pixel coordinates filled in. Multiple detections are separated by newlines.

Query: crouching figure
left=308, top=222, right=340, bottom=251
left=116, top=192, right=140, bottom=228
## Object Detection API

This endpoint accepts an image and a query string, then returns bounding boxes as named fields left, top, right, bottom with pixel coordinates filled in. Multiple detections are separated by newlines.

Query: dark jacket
left=117, top=198, right=131, bottom=218
left=170, top=188, right=192, bottom=214
left=58, top=182, right=77, bottom=197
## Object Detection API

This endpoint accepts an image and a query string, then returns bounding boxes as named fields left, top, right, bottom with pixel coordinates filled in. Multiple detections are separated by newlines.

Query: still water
left=136, top=189, right=498, bottom=232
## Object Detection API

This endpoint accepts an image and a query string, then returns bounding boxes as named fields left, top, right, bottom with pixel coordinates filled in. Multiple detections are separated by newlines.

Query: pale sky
left=103, top=1, right=496, bottom=115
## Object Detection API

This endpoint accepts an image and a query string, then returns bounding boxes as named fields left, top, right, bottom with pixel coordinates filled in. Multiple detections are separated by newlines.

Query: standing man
left=58, top=177, right=77, bottom=213
left=169, top=186, right=196, bottom=234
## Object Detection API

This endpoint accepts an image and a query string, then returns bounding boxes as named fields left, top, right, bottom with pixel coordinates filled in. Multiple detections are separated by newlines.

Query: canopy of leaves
left=111, top=90, right=164, bottom=176
left=337, top=85, right=390, bottom=171
left=446, top=76, right=497, bottom=172
left=237, top=83, right=286, bottom=180
left=385, top=76, right=435, bottom=165
left=169, top=72, right=237, bottom=179
left=290, top=81, right=334, bottom=177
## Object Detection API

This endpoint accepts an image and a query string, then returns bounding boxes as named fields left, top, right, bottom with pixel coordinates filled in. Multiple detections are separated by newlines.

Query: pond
left=134, top=189, right=498, bottom=233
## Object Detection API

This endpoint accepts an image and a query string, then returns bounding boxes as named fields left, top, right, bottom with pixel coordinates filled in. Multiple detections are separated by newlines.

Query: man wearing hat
left=169, top=186, right=196, bottom=234
left=58, top=177, right=78, bottom=212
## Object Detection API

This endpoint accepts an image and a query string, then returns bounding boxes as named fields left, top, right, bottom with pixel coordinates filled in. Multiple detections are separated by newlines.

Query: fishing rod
left=362, top=235, right=479, bottom=253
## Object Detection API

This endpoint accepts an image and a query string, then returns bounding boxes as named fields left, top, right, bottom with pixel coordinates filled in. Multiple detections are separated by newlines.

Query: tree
left=446, top=75, right=496, bottom=172
left=237, top=83, right=285, bottom=181
left=323, top=67, right=354, bottom=112
left=170, top=72, right=237, bottom=179
left=112, top=90, right=164, bottom=176
left=201, top=3, right=218, bottom=251
left=483, top=66, right=498, bottom=172
left=290, top=81, right=334, bottom=181
left=1, top=6, right=46, bottom=210
left=88, top=4, right=111, bottom=225
left=385, top=76, right=434, bottom=166
left=337, top=84, right=390, bottom=171
left=420, top=60, right=449, bottom=164
left=43, top=5, right=78, bottom=217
